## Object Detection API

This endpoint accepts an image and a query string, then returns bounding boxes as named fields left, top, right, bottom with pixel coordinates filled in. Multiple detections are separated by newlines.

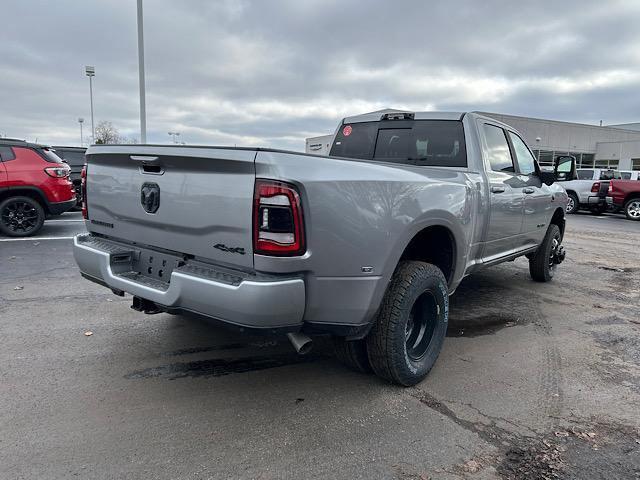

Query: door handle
left=523, top=187, right=535, bottom=194
left=490, top=186, right=506, bottom=193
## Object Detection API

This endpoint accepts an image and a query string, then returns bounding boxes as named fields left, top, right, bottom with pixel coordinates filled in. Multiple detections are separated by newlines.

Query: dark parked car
left=0, top=139, right=75, bottom=236
left=52, top=146, right=86, bottom=207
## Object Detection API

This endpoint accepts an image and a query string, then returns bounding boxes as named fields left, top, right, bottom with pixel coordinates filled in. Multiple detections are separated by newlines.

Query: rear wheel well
left=624, top=193, right=640, bottom=205
left=0, top=188, right=49, bottom=213
left=399, top=226, right=455, bottom=284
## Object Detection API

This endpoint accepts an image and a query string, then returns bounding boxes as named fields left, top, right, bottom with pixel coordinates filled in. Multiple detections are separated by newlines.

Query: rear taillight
left=591, top=182, right=600, bottom=193
left=44, top=166, right=70, bottom=178
left=253, top=179, right=305, bottom=256
left=81, top=165, right=88, bottom=219
left=608, top=183, right=613, bottom=193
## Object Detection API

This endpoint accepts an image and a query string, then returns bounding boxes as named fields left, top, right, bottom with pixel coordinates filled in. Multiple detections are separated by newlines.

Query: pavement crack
left=409, top=389, right=527, bottom=448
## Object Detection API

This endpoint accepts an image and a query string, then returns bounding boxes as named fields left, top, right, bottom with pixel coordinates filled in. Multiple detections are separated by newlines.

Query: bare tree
left=94, top=121, right=121, bottom=144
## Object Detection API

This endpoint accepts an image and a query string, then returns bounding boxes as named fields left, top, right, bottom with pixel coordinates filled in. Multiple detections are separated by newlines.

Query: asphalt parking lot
left=1, top=211, right=639, bottom=479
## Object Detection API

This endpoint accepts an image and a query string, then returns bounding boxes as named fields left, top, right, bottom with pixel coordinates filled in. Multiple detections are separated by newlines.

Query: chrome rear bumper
left=73, top=234, right=305, bottom=329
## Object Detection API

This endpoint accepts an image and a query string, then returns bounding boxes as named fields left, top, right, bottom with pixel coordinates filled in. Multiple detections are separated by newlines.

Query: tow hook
left=553, top=245, right=566, bottom=265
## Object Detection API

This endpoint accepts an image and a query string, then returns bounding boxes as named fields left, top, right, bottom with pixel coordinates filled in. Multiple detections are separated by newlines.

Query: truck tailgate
left=85, top=146, right=256, bottom=269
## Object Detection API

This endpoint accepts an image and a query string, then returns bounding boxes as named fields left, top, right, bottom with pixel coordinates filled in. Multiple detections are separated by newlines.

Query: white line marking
left=0, top=236, right=74, bottom=242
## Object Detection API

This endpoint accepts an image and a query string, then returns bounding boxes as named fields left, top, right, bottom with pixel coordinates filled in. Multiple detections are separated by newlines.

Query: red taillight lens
left=81, top=165, right=88, bottom=219
left=608, top=183, right=613, bottom=193
left=44, top=166, right=70, bottom=178
left=591, top=182, right=600, bottom=193
left=253, top=179, right=305, bottom=256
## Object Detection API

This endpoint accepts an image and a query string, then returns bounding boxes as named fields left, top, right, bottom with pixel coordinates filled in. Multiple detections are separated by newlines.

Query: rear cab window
left=330, top=120, right=467, bottom=167
left=55, top=149, right=86, bottom=166
left=577, top=170, right=594, bottom=180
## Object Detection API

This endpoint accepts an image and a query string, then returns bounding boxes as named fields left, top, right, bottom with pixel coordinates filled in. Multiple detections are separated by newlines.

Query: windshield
left=330, top=120, right=467, bottom=167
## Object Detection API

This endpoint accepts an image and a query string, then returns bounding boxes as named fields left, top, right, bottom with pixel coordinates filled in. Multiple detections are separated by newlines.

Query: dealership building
left=306, top=111, right=640, bottom=172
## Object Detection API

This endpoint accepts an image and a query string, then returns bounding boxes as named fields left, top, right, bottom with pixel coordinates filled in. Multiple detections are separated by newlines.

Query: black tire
left=0, top=196, right=45, bottom=237
left=366, top=261, right=448, bottom=386
left=565, top=192, right=579, bottom=214
left=624, top=198, right=640, bottom=221
left=529, top=224, right=561, bottom=282
left=590, top=204, right=606, bottom=215
left=333, top=337, right=371, bottom=373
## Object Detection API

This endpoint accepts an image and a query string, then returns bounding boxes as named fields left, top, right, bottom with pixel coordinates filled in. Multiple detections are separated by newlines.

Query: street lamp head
left=78, top=118, right=84, bottom=124
left=85, top=65, right=95, bottom=77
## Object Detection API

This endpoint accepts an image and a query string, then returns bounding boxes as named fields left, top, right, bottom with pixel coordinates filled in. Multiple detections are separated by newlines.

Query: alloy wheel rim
left=1, top=201, right=39, bottom=233
left=566, top=197, right=575, bottom=212
left=405, top=291, right=439, bottom=361
left=628, top=201, right=640, bottom=218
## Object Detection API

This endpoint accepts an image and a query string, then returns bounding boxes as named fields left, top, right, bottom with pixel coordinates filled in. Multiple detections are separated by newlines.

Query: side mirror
left=553, top=155, right=577, bottom=183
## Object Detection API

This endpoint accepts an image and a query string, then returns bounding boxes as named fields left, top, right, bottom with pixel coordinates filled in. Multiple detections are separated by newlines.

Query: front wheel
left=624, top=198, right=640, bottom=221
left=566, top=192, right=579, bottom=214
left=529, top=224, right=562, bottom=282
left=366, top=261, right=448, bottom=386
left=0, top=196, right=45, bottom=237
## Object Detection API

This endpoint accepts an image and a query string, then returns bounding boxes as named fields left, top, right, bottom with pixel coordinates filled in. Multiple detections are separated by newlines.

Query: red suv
left=0, top=139, right=76, bottom=236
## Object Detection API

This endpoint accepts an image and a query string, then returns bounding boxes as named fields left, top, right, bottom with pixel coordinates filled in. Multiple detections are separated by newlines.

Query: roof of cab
left=342, top=109, right=466, bottom=124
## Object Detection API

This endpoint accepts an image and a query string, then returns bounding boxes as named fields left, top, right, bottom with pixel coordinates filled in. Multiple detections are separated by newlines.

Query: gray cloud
left=2, top=0, right=640, bottom=149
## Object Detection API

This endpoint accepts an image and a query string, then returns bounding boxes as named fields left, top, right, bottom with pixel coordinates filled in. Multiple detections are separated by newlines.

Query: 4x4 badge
left=140, top=183, right=160, bottom=213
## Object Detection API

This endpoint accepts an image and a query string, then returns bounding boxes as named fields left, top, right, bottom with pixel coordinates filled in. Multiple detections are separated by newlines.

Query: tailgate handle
left=130, top=155, right=160, bottom=163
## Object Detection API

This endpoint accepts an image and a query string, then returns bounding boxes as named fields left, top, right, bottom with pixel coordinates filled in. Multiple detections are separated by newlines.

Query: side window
left=482, top=124, right=514, bottom=173
left=508, top=132, right=536, bottom=175
left=0, top=146, right=16, bottom=161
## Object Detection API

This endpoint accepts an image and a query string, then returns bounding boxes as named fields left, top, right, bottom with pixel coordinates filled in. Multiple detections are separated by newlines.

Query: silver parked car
left=73, top=111, right=570, bottom=385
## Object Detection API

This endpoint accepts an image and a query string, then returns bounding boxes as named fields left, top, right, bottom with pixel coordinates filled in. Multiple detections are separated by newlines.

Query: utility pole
left=85, top=66, right=96, bottom=143
left=137, top=0, right=147, bottom=143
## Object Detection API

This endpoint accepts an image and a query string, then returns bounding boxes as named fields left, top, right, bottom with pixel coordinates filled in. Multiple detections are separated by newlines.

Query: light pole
left=78, top=118, right=84, bottom=146
left=85, top=66, right=95, bottom=143
left=137, top=0, right=147, bottom=143
left=168, top=132, right=180, bottom=143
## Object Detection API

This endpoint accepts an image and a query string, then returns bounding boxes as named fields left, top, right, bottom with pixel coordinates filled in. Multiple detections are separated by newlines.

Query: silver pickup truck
left=73, top=111, right=570, bottom=386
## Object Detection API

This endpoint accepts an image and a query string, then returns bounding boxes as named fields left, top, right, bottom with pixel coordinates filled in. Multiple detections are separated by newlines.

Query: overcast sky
left=2, top=0, right=640, bottom=149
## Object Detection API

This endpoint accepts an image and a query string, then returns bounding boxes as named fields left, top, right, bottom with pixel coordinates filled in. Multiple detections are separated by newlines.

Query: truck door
left=480, top=123, right=525, bottom=261
left=506, top=131, right=553, bottom=248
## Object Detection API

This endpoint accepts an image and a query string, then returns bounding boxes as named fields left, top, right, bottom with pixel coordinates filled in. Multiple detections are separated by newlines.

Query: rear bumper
left=48, top=198, right=77, bottom=215
left=73, top=234, right=306, bottom=329
left=586, top=195, right=606, bottom=206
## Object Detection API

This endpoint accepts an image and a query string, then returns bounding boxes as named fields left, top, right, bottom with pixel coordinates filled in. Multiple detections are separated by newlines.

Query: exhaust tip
left=287, top=332, right=313, bottom=355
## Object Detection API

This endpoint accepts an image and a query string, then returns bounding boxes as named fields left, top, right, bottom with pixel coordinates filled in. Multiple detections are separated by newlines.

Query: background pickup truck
left=607, top=179, right=640, bottom=220
left=559, top=168, right=615, bottom=214
left=73, top=111, right=570, bottom=386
